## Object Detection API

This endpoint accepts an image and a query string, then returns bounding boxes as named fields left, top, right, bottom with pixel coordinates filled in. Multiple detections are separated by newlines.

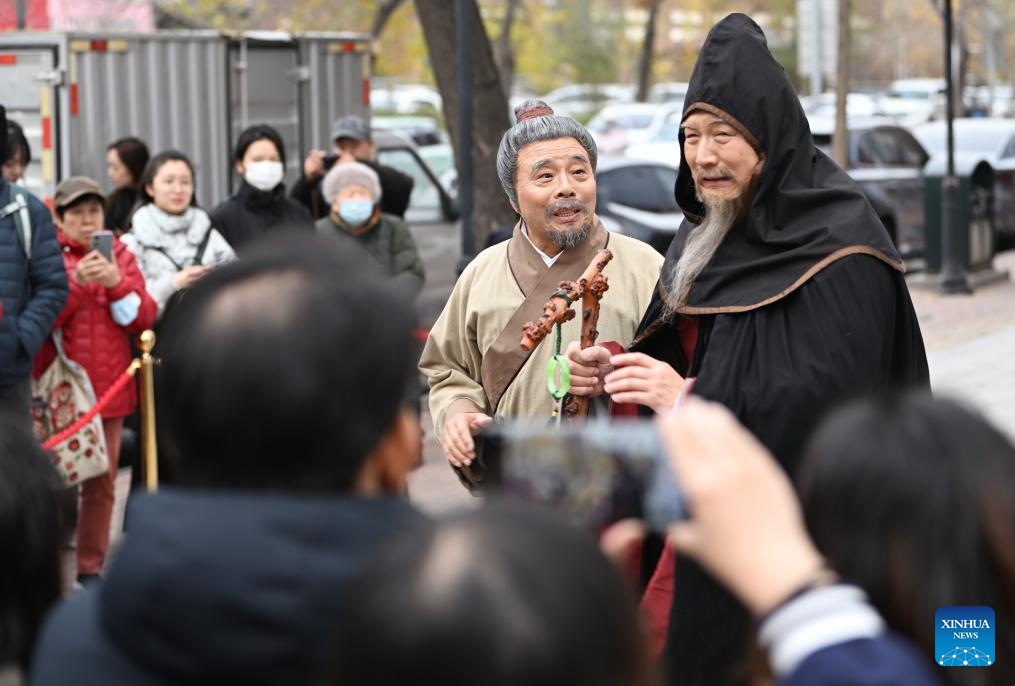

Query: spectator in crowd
left=2, top=120, right=30, bottom=184
left=0, top=105, right=68, bottom=428
left=800, top=393, right=1015, bottom=686
left=121, top=150, right=234, bottom=321
left=0, top=412, right=68, bottom=685
left=292, top=115, right=414, bottom=219
left=326, top=503, right=656, bottom=686
left=210, top=124, right=312, bottom=253
left=33, top=177, right=156, bottom=583
left=316, top=161, right=424, bottom=293
left=31, top=232, right=423, bottom=686
left=103, top=137, right=149, bottom=233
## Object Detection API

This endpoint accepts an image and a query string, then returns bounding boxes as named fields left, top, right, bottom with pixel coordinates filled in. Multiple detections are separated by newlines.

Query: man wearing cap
left=564, top=14, right=930, bottom=685
left=419, top=100, right=663, bottom=469
left=37, top=176, right=156, bottom=581
left=0, top=105, right=67, bottom=427
left=316, top=161, right=424, bottom=294
left=292, top=115, right=414, bottom=220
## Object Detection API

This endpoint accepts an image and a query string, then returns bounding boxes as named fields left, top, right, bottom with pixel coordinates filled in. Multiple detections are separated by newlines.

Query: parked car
left=595, top=156, right=682, bottom=254
left=878, top=78, right=945, bottom=126
left=372, top=115, right=444, bottom=147
left=623, top=107, right=683, bottom=166
left=912, top=118, right=1015, bottom=247
left=588, top=102, right=683, bottom=155
left=542, top=83, right=634, bottom=121
left=649, top=81, right=689, bottom=105
left=370, top=84, right=442, bottom=114
left=810, top=119, right=929, bottom=259
left=374, top=131, right=460, bottom=328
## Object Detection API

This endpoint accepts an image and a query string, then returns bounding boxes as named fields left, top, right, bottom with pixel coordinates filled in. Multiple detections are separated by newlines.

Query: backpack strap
left=1, top=183, right=32, bottom=260
left=192, top=228, right=213, bottom=266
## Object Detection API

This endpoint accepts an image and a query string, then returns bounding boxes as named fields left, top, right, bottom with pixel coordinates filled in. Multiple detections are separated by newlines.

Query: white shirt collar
left=520, top=223, right=561, bottom=267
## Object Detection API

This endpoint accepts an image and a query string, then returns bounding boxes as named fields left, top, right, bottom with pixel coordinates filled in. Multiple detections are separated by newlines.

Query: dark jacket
left=627, top=14, right=931, bottom=686
left=31, top=489, right=422, bottom=686
left=0, top=181, right=68, bottom=386
left=316, top=212, right=425, bottom=294
left=784, top=636, right=946, bottom=686
left=291, top=158, right=414, bottom=220
left=209, top=181, right=313, bottom=254
left=104, top=188, right=139, bottom=234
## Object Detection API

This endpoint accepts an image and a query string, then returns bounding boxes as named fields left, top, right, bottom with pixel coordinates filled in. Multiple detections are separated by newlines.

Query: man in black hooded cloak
left=565, top=13, right=930, bottom=685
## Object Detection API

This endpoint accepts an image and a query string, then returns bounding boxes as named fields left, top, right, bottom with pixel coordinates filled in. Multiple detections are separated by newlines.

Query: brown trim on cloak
left=480, top=218, right=610, bottom=413
left=629, top=246, right=903, bottom=348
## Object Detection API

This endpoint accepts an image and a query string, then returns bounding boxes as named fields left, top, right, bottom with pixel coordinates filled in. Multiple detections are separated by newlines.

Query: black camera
left=322, top=153, right=339, bottom=169
left=465, top=419, right=686, bottom=532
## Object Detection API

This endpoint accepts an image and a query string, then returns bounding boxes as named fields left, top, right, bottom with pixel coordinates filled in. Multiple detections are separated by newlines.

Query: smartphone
left=90, top=231, right=114, bottom=262
left=470, top=419, right=686, bottom=532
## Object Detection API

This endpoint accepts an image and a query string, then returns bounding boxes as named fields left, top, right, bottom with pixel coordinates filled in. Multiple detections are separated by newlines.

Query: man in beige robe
left=419, top=100, right=662, bottom=468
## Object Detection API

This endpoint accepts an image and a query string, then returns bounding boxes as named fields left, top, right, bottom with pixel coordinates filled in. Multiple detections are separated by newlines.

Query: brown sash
left=480, top=219, right=609, bottom=413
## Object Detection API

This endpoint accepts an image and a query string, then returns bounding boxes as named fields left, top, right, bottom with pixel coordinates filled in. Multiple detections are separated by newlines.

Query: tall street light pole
left=939, top=0, right=972, bottom=294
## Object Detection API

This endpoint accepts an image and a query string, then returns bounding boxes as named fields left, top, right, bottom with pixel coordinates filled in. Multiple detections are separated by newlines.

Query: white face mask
left=243, top=161, right=285, bottom=192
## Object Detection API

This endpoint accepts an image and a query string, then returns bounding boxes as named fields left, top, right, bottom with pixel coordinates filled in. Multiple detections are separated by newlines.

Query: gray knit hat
left=321, top=161, right=382, bottom=204
left=496, top=99, right=598, bottom=207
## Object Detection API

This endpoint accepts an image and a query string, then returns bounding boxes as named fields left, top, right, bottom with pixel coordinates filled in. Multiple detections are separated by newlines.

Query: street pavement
left=407, top=248, right=1015, bottom=513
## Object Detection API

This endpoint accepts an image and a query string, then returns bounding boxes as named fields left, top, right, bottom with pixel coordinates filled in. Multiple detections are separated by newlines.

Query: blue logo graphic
left=935, top=606, right=995, bottom=667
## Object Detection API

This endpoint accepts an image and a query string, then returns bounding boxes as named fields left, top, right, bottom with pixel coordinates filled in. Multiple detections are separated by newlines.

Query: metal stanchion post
left=138, top=330, right=159, bottom=492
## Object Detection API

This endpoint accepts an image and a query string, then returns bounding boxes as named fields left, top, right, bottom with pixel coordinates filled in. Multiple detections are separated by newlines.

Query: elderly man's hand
left=603, top=352, right=685, bottom=414
left=564, top=342, right=612, bottom=397
left=441, top=412, right=493, bottom=468
left=658, top=399, right=826, bottom=617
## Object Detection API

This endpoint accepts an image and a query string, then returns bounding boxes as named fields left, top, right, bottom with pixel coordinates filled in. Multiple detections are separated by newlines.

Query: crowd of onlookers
left=0, top=107, right=424, bottom=616
left=2, top=101, right=1015, bottom=686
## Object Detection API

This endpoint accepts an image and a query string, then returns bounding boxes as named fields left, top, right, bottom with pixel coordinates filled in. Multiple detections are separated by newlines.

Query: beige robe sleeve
left=419, top=253, right=493, bottom=435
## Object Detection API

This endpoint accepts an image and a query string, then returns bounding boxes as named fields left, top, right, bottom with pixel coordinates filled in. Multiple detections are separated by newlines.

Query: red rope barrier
left=42, top=363, right=139, bottom=449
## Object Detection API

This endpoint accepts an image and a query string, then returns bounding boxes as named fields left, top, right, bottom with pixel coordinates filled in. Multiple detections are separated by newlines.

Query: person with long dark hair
left=0, top=412, right=68, bottom=682
left=210, top=124, right=312, bottom=253
left=104, top=137, right=149, bottom=233
left=800, top=393, right=1015, bottom=686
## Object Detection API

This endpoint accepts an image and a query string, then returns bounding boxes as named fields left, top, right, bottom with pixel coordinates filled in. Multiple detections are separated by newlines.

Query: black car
left=810, top=119, right=930, bottom=258
left=596, top=156, right=682, bottom=254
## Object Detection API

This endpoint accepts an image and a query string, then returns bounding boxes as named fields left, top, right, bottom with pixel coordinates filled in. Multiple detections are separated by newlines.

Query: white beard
left=667, top=194, right=742, bottom=310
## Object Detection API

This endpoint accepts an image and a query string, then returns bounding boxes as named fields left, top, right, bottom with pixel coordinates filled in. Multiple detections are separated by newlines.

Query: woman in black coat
left=211, top=124, right=313, bottom=253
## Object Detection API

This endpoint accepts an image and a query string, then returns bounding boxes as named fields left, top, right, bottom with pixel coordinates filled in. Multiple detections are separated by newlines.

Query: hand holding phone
left=475, top=419, right=686, bottom=532
left=90, top=230, right=114, bottom=262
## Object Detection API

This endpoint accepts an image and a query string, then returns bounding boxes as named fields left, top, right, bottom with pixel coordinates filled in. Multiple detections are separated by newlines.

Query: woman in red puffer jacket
left=34, top=177, right=156, bottom=583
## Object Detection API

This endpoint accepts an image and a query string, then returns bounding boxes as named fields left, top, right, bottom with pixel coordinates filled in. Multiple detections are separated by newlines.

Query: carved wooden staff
left=519, top=249, right=613, bottom=419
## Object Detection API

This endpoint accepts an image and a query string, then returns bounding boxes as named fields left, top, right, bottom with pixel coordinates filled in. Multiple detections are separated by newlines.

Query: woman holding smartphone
left=34, top=176, right=157, bottom=583
left=122, top=150, right=235, bottom=321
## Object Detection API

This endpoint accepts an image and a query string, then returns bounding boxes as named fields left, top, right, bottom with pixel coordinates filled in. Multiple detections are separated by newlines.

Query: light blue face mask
left=339, top=199, right=374, bottom=226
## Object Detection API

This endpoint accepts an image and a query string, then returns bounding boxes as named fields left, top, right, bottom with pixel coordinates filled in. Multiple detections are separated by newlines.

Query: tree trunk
left=496, top=0, right=522, bottom=99
left=370, top=0, right=407, bottom=73
left=371, top=0, right=405, bottom=37
left=415, top=0, right=516, bottom=249
left=833, top=0, right=851, bottom=169
left=635, top=1, right=661, bottom=102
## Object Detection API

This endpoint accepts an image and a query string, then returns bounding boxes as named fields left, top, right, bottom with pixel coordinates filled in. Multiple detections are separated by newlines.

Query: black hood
left=97, top=489, right=420, bottom=685
left=667, top=13, right=902, bottom=313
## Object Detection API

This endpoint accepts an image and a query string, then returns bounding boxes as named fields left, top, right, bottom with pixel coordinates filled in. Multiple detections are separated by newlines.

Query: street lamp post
left=939, top=0, right=972, bottom=294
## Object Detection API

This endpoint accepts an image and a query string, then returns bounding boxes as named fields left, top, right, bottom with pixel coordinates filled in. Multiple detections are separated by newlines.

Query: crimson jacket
left=33, top=232, right=157, bottom=418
